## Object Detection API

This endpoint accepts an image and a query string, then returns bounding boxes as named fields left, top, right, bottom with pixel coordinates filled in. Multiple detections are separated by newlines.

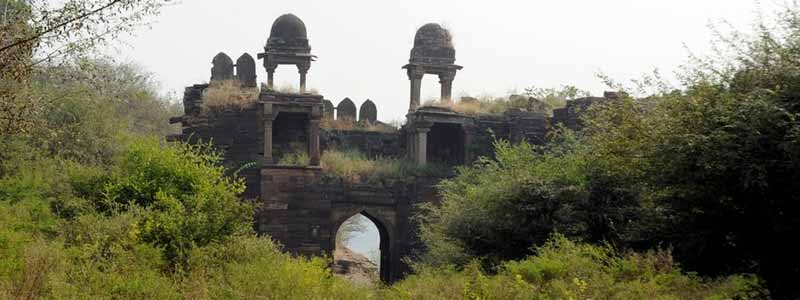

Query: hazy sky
left=114, top=0, right=772, bottom=122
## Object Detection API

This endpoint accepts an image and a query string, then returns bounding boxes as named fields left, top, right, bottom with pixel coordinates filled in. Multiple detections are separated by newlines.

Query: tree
left=0, top=0, right=171, bottom=135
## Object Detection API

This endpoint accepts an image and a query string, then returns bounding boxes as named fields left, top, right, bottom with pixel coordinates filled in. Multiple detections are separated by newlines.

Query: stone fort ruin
left=169, top=13, right=612, bottom=282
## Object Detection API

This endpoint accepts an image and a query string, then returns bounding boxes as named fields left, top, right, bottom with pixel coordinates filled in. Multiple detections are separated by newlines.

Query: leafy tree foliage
left=420, top=5, right=800, bottom=299
left=0, top=0, right=170, bottom=135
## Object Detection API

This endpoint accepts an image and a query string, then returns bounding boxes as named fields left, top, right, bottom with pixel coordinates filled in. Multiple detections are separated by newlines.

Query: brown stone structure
left=403, top=23, right=463, bottom=112
left=171, top=14, right=614, bottom=283
left=258, top=13, right=316, bottom=93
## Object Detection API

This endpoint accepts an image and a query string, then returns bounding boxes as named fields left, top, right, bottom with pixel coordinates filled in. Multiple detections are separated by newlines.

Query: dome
left=410, top=23, right=455, bottom=64
left=413, top=23, right=453, bottom=49
left=266, top=14, right=310, bottom=51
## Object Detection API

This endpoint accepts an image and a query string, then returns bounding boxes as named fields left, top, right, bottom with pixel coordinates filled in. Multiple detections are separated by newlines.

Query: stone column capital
left=406, top=66, right=425, bottom=80
left=297, top=62, right=311, bottom=74
left=438, top=71, right=456, bottom=82
left=265, top=61, right=278, bottom=72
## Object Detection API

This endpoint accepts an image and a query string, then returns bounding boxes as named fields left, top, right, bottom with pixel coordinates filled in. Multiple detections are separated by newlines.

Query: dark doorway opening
left=272, top=112, right=309, bottom=163
left=427, top=122, right=465, bottom=166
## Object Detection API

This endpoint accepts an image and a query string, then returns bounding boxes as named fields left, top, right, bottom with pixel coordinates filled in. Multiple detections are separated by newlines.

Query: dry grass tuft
left=422, top=96, right=534, bottom=116
left=202, top=80, right=259, bottom=111
left=11, top=240, right=61, bottom=300
left=276, top=149, right=449, bottom=183
left=321, top=150, right=448, bottom=184
left=270, top=84, right=320, bottom=95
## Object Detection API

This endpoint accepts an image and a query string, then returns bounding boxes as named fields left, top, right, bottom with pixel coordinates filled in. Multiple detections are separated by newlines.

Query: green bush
left=0, top=136, right=373, bottom=299
left=385, top=236, right=764, bottom=300
left=91, top=137, right=253, bottom=268
left=418, top=136, right=594, bottom=267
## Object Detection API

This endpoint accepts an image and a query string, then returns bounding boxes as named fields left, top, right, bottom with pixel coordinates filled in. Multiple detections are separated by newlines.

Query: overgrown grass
left=270, top=83, right=320, bottom=95
left=321, top=119, right=398, bottom=133
left=277, top=151, right=310, bottom=166
left=384, top=236, right=764, bottom=300
left=278, top=149, right=450, bottom=183
left=202, top=80, right=258, bottom=111
left=422, top=86, right=590, bottom=116
left=321, top=150, right=450, bottom=184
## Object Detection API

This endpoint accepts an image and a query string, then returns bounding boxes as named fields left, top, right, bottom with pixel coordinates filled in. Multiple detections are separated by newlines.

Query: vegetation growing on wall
left=202, top=80, right=259, bottom=111
left=277, top=149, right=450, bottom=184
left=321, top=119, right=398, bottom=133
left=422, top=85, right=590, bottom=116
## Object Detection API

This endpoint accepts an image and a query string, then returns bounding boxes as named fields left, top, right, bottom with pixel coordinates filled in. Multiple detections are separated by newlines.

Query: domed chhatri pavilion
left=403, top=23, right=462, bottom=111
left=259, top=13, right=316, bottom=93
left=171, top=13, right=612, bottom=284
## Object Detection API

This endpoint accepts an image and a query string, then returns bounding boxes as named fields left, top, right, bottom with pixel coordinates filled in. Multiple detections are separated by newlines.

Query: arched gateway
left=258, top=165, right=439, bottom=283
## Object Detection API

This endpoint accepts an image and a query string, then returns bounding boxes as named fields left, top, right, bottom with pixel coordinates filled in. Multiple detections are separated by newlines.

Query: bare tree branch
left=0, top=0, right=122, bottom=54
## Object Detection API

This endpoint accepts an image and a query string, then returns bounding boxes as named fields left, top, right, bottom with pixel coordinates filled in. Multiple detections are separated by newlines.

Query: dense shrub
left=0, top=136, right=371, bottom=299
left=385, top=236, right=764, bottom=300
left=418, top=135, right=598, bottom=267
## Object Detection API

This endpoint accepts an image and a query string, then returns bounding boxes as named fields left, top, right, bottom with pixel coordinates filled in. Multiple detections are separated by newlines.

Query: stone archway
left=332, top=209, right=394, bottom=283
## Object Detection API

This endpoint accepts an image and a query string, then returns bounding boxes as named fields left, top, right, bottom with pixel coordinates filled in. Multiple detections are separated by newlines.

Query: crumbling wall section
left=552, top=96, right=612, bottom=131
left=170, top=84, right=263, bottom=200
left=504, top=110, right=548, bottom=144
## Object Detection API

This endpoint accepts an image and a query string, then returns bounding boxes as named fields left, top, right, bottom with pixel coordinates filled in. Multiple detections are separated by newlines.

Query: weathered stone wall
left=321, top=129, right=401, bottom=159
left=171, top=84, right=264, bottom=200
left=504, top=110, right=548, bottom=144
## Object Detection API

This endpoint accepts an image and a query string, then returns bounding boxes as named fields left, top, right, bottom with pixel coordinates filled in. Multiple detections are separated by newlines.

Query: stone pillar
left=266, top=67, right=276, bottom=89
left=407, top=68, right=423, bottom=112
left=408, top=130, right=416, bottom=161
left=263, top=105, right=275, bottom=164
left=439, top=72, right=455, bottom=103
left=415, top=127, right=430, bottom=165
left=298, top=63, right=310, bottom=94
left=308, top=119, right=321, bottom=166
left=299, top=71, right=307, bottom=93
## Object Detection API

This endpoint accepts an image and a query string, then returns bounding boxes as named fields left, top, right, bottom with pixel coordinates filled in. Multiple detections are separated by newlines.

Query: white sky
left=113, top=0, right=774, bottom=122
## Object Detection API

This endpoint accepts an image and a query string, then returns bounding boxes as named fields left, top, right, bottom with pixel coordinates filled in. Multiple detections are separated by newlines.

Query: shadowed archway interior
left=333, top=211, right=391, bottom=283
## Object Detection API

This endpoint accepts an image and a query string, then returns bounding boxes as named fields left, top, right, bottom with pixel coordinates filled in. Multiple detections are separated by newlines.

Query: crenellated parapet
left=210, top=52, right=259, bottom=88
